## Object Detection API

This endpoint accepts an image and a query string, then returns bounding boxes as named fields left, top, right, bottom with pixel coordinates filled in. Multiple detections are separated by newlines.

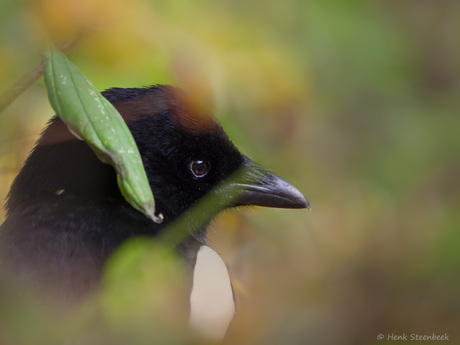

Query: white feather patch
left=189, top=245, right=235, bottom=341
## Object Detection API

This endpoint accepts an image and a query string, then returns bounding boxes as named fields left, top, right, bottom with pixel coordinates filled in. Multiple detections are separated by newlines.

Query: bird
left=0, top=85, right=309, bottom=340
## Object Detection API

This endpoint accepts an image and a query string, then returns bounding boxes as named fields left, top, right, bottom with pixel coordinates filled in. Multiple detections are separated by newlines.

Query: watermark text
left=377, top=333, right=450, bottom=341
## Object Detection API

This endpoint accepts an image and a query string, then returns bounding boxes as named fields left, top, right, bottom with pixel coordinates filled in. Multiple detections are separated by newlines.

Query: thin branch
left=0, top=32, right=89, bottom=113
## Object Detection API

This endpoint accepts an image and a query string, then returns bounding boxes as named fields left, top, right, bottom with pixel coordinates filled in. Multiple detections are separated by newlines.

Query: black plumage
left=0, top=85, right=309, bottom=310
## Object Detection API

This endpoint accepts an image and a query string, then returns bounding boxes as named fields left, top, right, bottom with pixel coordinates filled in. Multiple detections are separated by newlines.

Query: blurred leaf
left=1, top=0, right=460, bottom=344
left=100, top=238, right=188, bottom=344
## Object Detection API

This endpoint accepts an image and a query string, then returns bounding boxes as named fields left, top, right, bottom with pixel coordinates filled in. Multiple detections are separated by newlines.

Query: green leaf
left=42, top=44, right=162, bottom=223
left=99, top=238, right=188, bottom=343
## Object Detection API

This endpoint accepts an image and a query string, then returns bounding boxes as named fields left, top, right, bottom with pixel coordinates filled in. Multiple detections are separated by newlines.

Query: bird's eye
left=189, top=160, right=210, bottom=178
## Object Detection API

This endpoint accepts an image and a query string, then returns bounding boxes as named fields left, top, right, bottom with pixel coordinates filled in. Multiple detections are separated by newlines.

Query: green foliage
left=99, top=238, right=189, bottom=344
left=42, top=45, right=161, bottom=223
left=1, top=0, right=460, bottom=344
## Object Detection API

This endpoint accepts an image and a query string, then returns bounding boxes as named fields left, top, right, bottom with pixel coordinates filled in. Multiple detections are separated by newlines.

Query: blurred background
left=1, top=0, right=459, bottom=344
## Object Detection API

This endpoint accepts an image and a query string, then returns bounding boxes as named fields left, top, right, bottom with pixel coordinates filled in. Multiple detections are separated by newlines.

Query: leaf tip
left=147, top=208, right=164, bottom=224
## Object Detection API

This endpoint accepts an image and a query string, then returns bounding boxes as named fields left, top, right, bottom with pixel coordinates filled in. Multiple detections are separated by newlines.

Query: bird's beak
left=231, top=163, right=310, bottom=210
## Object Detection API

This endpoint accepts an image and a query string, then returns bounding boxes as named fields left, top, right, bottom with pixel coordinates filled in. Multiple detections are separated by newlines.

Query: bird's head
left=21, top=84, right=308, bottom=236
left=102, top=85, right=309, bottom=224
left=1, top=84, right=309, bottom=316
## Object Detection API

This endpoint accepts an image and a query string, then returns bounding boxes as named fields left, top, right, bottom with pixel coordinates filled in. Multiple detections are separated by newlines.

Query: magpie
left=0, top=85, right=309, bottom=340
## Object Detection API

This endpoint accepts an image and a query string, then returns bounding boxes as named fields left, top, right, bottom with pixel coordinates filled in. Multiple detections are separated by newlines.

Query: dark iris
left=189, top=160, right=210, bottom=178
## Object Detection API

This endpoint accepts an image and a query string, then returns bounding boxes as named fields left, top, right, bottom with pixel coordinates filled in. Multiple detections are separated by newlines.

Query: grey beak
left=231, top=163, right=310, bottom=210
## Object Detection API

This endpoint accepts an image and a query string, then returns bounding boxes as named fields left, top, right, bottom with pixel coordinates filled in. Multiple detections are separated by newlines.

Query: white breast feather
left=189, top=245, right=235, bottom=341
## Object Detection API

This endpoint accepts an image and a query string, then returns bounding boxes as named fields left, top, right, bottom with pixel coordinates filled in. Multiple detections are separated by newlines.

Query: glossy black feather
left=0, top=85, right=245, bottom=306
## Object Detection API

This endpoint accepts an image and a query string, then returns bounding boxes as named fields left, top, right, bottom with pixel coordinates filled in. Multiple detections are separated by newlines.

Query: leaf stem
left=0, top=32, right=89, bottom=114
